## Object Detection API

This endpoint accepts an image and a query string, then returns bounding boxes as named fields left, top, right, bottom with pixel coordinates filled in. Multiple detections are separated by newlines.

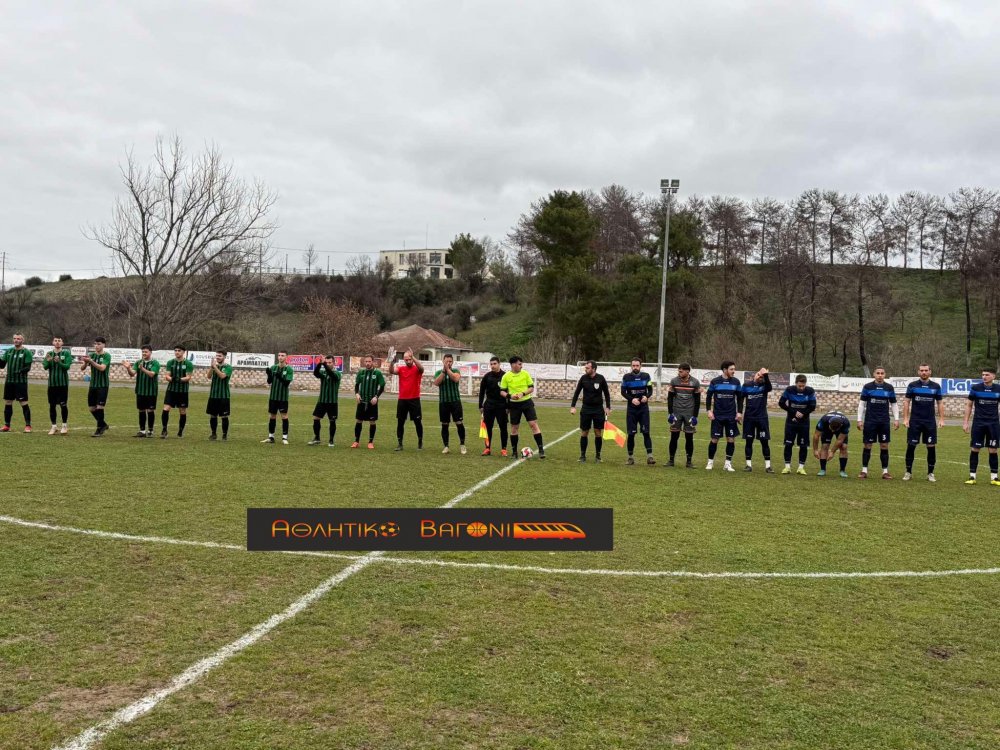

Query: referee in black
left=478, top=356, right=509, bottom=456
left=570, top=360, right=611, bottom=463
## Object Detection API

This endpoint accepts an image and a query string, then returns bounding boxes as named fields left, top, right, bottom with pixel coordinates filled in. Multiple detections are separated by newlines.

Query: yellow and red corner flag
left=602, top=420, right=626, bottom=447
left=479, top=420, right=489, bottom=446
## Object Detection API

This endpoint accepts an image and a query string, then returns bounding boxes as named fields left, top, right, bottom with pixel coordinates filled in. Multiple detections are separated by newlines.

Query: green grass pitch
left=2, top=384, right=1000, bottom=749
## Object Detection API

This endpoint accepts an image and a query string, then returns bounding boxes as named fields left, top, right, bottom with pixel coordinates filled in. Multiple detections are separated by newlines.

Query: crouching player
left=813, top=410, right=850, bottom=478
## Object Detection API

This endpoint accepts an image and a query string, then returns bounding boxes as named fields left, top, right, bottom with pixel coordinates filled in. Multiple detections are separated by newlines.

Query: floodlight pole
left=655, top=179, right=679, bottom=400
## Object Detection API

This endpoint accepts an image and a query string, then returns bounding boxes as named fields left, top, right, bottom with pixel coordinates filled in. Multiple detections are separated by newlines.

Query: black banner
left=247, top=507, right=613, bottom=551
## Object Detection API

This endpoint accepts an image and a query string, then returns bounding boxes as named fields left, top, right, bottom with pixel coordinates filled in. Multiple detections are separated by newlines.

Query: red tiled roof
left=373, top=325, right=470, bottom=351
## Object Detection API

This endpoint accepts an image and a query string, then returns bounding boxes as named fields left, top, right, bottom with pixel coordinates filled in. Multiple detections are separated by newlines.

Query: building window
left=444, top=253, right=451, bottom=265
left=430, top=266, right=440, bottom=279
left=418, top=252, right=426, bottom=264
left=429, top=252, right=442, bottom=265
left=444, top=268, right=454, bottom=279
left=399, top=254, right=405, bottom=265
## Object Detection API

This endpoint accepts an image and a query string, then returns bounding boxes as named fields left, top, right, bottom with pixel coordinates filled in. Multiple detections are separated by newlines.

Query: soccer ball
left=521, top=447, right=534, bottom=459
left=379, top=522, right=399, bottom=537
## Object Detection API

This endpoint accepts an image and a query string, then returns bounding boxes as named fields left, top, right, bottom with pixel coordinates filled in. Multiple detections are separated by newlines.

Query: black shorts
left=87, top=388, right=108, bottom=408
left=397, top=398, right=422, bottom=422
left=820, top=430, right=849, bottom=446
left=710, top=418, right=738, bottom=439
left=742, top=417, right=770, bottom=440
left=971, top=422, right=1000, bottom=449
left=783, top=420, right=810, bottom=447
left=508, top=400, right=538, bottom=425
left=268, top=399, right=289, bottom=415
left=164, top=391, right=189, bottom=409
left=578, top=408, right=605, bottom=431
left=862, top=422, right=891, bottom=444
left=355, top=401, right=378, bottom=421
left=439, top=401, right=464, bottom=424
left=3, top=382, right=28, bottom=402
left=48, top=386, right=69, bottom=407
left=313, top=402, right=338, bottom=419
left=482, top=404, right=508, bottom=427
left=206, top=398, right=231, bottom=417
left=136, top=394, right=157, bottom=411
left=626, top=406, right=650, bottom=434
left=907, top=421, right=937, bottom=446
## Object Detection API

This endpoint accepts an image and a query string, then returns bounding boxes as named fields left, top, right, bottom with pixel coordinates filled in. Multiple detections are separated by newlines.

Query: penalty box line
left=48, top=427, right=578, bottom=750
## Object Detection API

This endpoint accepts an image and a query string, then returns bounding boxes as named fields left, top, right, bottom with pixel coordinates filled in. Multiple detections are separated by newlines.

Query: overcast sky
left=2, top=0, right=998, bottom=284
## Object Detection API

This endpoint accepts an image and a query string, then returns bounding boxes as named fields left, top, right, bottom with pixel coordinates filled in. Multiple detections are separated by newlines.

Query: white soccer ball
left=521, top=447, right=534, bottom=458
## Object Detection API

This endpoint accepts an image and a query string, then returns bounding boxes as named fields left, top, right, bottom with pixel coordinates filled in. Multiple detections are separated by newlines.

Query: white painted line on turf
left=48, top=427, right=578, bottom=750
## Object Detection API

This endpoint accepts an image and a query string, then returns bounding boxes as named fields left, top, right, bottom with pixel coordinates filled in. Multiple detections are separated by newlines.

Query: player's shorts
left=482, top=404, right=508, bottom=426
left=578, top=407, right=606, bottom=431
left=135, top=394, right=157, bottom=411
left=87, top=388, right=108, bottom=408
left=3, top=382, right=28, bottom=402
left=820, top=429, right=849, bottom=446
left=862, top=421, right=891, bottom=444
left=312, top=402, right=338, bottom=419
left=206, top=398, right=231, bottom=417
left=907, top=421, right=937, bottom=446
left=710, top=418, right=738, bottom=439
left=970, top=422, right=1000, bottom=449
left=268, top=399, right=289, bottom=415
left=397, top=398, right=422, bottom=422
left=163, top=390, right=189, bottom=409
left=439, top=401, right=464, bottom=424
left=355, top=401, right=379, bottom=421
left=508, top=400, right=538, bottom=425
left=783, top=419, right=810, bottom=447
left=670, top=415, right=697, bottom=433
left=626, top=405, right=650, bottom=434
left=47, top=386, right=68, bottom=407
left=742, top=417, right=770, bottom=440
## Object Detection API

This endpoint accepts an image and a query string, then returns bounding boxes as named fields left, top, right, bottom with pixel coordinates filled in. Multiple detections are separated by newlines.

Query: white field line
left=48, top=427, right=578, bottom=750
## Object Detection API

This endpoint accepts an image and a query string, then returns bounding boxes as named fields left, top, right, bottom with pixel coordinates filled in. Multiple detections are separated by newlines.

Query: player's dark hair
left=444, top=353, right=453, bottom=360
left=141, top=345, right=152, bottom=352
left=586, top=360, right=597, bottom=370
left=216, top=350, right=227, bottom=356
left=94, top=336, right=107, bottom=344
left=874, top=365, right=885, bottom=372
left=984, top=367, right=998, bottom=375
left=918, top=363, right=930, bottom=368
left=678, top=363, right=691, bottom=371
left=364, top=354, right=373, bottom=360
left=631, top=357, right=641, bottom=365
left=278, top=349, right=287, bottom=355
left=174, top=344, right=186, bottom=351
left=721, top=360, right=735, bottom=371
left=795, top=374, right=807, bottom=383
left=489, top=356, right=500, bottom=364
left=828, top=416, right=845, bottom=431
left=509, top=356, right=523, bottom=364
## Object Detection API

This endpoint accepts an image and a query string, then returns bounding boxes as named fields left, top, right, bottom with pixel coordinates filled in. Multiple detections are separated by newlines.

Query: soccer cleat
left=579, top=455, right=587, bottom=463
left=667, top=459, right=675, bottom=467
left=992, top=479, right=1000, bottom=487
left=394, top=444, right=403, bottom=452
left=367, top=442, right=375, bottom=450
left=626, top=457, right=635, bottom=465
left=418, top=440, right=423, bottom=450
left=723, top=463, right=735, bottom=473
left=328, top=442, right=335, bottom=447
left=685, top=459, right=694, bottom=469
left=0, top=425, right=9, bottom=432
left=308, top=439, right=322, bottom=445
left=781, top=466, right=791, bottom=475
left=797, top=467, right=807, bottom=475
left=222, top=434, right=228, bottom=441
left=765, top=466, right=774, bottom=474
left=927, top=473, right=936, bottom=482
left=501, top=449, right=508, bottom=457
left=594, top=455, right=601, bottom=463
left=647, top=456, right=656, bottom=466
left=538, top=449, right=545, bottom=460
left=858, top=471, right=868, bottom=479
left=49, top=426, right=58, bottom=436
left=281, top=437, right=288, bottom=445
left=482, top=448, right=491, bottom=456
left=209, top=434, right=217, bottom=441
left=261, top=436, right=274, bottom=444
left=817, top=469, right=826, bottom=477
left=23, top=426, right=31, bottom=433
left=705, top=460, right=714, bottom=471
left=743, top=466, right=752, bottom=472
left=351, top=441, right=360, bottom=449
left=133, top=431, right=145, bottom=438
left=460, top=445, right=467, bottom=455
left=442, top=446, right=450, bottom=454
left=902, top=472, right=912, bottom=481
left=882, top=473, right=893, bottom=480
left=965, top=478, right=977, bottom=485
left=839, top=470, right=849, bottom=478
left=161, top=429, right=168, bottom=439
left=91, top=429, right=103, bottom=438
left=61, top=425, right=69, bottom=435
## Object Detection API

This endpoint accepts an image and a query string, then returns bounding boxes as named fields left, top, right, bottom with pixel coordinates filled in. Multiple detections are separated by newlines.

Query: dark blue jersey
left=621, top=371, right=653, bottom=402
left=706, top=375, right=743, bottom=420
left=905, top=379, right=942, bottom=423
left=778, top=385, right=816, bottom=422
left=860, top=381, right=896, bottom=424
left=741, top=374, right=771, bottom=421
left=968, top=382, right=1000, bottom=424
left=816, top=410, right=850, bottom=437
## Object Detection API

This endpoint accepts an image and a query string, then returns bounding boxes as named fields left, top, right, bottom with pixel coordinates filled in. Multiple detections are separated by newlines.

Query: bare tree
left=87, top=136, right=277, bottom=346
left=948, top=187, right=998, bottom=364
left=303, top=243, right=318, bottom=275
left=298, top=296, right=379, bottom=356
left=587, top=184, right=644, bottom=273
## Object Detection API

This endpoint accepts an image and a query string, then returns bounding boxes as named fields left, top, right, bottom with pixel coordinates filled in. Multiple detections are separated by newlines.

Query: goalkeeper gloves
left=689, top=417, right=698, bottom=427
left=667, top=414, right=676, bottom=424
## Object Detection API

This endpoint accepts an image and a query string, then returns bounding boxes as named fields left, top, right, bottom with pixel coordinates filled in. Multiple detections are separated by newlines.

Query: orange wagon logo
left=512, top=522, right=587, bottom=540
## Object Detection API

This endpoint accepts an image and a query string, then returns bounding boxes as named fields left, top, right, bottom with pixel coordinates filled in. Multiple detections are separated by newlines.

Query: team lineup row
left=2, top=335, right=1000, bottom=485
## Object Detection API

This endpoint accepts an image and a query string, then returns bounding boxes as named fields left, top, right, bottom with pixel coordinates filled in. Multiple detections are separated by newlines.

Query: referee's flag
left=479, top=420, right=489, bottom=445
left=602, top=420, right=626, bottom=447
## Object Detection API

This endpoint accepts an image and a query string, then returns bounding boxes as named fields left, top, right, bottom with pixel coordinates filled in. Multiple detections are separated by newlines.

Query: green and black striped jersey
left=134, top=358, right=159, bottom=396
left=355, top=368, right=385, bottom=403
left=164, top=358, right=194, bottom=393
left=88, top=352, right=112, bottom=389
left=210, top=363, right=233, bottom=400
left=43, top=350, right=73, bottom=387
left=268, top=365, right=294, bottom=401
left=435, top=369, right=462, bottom=403
left=1, top=347, right=33, bottom=384
left=314, top=364, right=341, bottom=404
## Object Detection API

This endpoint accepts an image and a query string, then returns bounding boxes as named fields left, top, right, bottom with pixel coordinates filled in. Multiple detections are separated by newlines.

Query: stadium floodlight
left=655, top=178, right=680, bottom=399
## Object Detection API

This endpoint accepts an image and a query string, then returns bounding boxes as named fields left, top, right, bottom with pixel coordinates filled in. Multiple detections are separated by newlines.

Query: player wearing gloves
left=667, top=363, right=701, bottom=467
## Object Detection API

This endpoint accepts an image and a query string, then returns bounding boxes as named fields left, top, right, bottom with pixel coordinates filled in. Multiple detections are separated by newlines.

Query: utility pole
left=655, top=179, right=680, bottom=399
left=1, top=252, right=5, bottom=291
